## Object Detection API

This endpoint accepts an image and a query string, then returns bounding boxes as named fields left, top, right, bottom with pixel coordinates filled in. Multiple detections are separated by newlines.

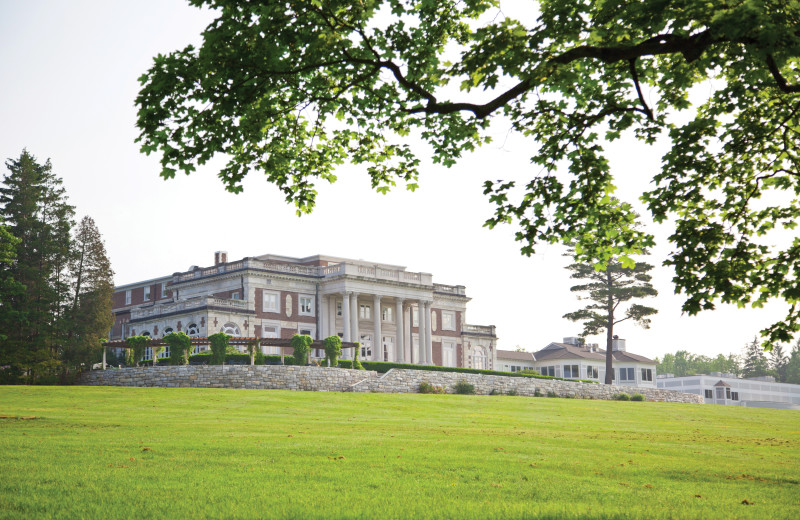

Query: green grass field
left=0, top=386, right=798, bottom=519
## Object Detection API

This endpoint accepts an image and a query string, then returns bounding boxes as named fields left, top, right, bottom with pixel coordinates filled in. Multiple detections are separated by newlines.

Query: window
left=186, top=323, right=199, bottom=336
left=360, top=334, right=372, bottom=358
left=336, top=301, right=342, bottom=316
left=220, top=322, right=241, bottom=336
left=511, top=365, right=522, bottom=373
left=143, top=286, right=150, bottom=301
left=726, top=387, right=731, bottom=399
left=299, top=329, right=312, bottom=336
left=704, top=389, right=713, bottom=399
left=442, top=341, right=456, bottom=367
left=442, top=311, right=456, bottom=331
left=359, top=304, right=371, bottom=320
left=587, top=366, right=599, bottom=379
left=163, top=327, right=174, bottom=337
left=540, top=366, right=555, bottom=377
left=473, top=346, right=487, bottom=370
left=563, top=365, right=580, bottom=378
left=382, top=306, right=394, bottom=322
left=382, top=336, right=394, bottom=362
left=641, top=368, right=653, bottom=381
left=263, top=291, right=279, bottom=313
left=620, top=368, right=635, bottom=381
left=299, top=296, right=314, bottom=316
left=125, top=290, right=131, bottom=305
left=412, top=306, right=419, bottom=326
left=161, top=282, right=167, bottom=298
left=731, top=391, right=739, bottom=401
left=232, top=291, right=240, bottom=300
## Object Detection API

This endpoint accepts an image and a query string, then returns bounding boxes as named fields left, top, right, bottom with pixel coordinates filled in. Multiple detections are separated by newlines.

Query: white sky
left=0, top=0, right=791, bottom=361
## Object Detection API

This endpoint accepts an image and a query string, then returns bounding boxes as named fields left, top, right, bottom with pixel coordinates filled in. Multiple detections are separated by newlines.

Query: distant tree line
left=656, top=337, right=800, bottom=385
left=0, top=150, right=114, bottom=383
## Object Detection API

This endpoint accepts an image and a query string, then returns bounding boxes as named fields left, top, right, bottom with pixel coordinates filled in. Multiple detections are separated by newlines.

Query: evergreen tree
left=563, top=254, right=658, bottom=384
left=63, top=216, right=114, bottom=370
left=741, top=337, right=771, bottom=379
left=784, top=339, right=800, bottom=385
left=769, top=344, right=789, bottom=383
left=0, top=150, right=75, bottom=379
left=0, top=221, right=23, bottom=344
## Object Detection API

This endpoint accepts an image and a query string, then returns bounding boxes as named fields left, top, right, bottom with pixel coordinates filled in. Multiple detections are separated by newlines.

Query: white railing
left=131, top=296, right=249, bottom=319
left=434, top=283, right=466, bottom=296
left=462, top=324, right=495, bottom=336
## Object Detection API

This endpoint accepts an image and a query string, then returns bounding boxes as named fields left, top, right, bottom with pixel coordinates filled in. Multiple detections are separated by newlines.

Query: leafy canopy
left=136, top=0, right=800, bottom=345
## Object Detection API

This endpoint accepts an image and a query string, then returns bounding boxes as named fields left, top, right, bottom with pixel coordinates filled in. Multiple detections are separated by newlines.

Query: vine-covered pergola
left=100, top=337, right=360, bottom=369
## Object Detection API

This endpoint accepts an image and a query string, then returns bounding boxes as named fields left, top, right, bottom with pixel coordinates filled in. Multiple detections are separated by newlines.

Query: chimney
left=612, top=338, right=626, bottom=352
left=563, top=337, right=580, bottom=346
left=214, top=251, right=228, bottom=266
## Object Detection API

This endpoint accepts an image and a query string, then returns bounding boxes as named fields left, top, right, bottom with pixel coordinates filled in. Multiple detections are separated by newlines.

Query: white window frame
left=441, top=311, right=456, bottom=331
left=587, top=365, right=599, bottom=379
left=359, top=304, right=371, bottom=320
left=161, top=282, right=167, bottom=298
left=620, top=367, right=635, bottom=381
left=125, top=290, right=131, bottom=305
left=412, top=306, right=419, bottom=326
left=442, top=341, right=456, bottom=367
left=563, top=364, right=579, bottom=378
left=382, top=306, right=394, bottom=322
left=263, top=291, right=280, bottom=313
left=336, top=301, right=342, bottom=316
left=143, top=286, right=150, bottom=301
left=640, top=368, right=653, bottom=382
left=360, top=334, right=373, bottom=358
left=381, top=336, right=394, bottom=362
left=299, top=295, right=315, bottom=316
left=231, top=291, right=240, bottom=300
left=473, top=346, right=487, bottom=370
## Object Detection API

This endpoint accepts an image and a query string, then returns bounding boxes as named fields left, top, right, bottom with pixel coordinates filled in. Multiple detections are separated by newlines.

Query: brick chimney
left=214, top=251, right=228, bottom=266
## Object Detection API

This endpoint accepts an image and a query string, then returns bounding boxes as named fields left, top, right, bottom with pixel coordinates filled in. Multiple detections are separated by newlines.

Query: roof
left=714, top=380, right=732, bottom=387
left=532, top=342, right=656, bottom=365
left=496, top=349, right=535, bottom=362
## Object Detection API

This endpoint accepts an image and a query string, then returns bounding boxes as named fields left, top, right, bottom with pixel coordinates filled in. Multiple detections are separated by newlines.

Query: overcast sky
left=0, top=0, right=792, bottom=361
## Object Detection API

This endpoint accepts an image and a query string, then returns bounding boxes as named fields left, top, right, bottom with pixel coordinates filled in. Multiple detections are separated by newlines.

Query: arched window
left=185, top=323, right=199, bottom=336
left=141, top=331, right=151, bottom=337
left=473, top=346, right=487, bottom=370
left=221, top=322, right=241, bottom=336
left=163, top=327, right=174, bottom=337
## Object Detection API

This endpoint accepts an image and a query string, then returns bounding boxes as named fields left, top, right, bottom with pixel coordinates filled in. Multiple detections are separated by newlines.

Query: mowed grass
left=0, top=387, right=798, bottom=520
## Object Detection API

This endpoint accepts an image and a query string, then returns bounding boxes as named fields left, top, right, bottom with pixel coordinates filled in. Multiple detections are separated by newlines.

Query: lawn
left=0, top=386, right=797, bottom=520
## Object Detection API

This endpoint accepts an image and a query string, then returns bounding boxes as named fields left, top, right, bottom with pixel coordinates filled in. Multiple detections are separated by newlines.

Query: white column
left=350, top=292, right=360, bottom=345
left=417, top=301, right=425, bottom=364
left=102, top=346, right=107, bottom=370
left=342, top=292, right=351, bottom=342
left=373, top=294, right=382, bottom=361
left=404, top=304, right=412, bottom=364
left=327, top=295, right=336, bottom=338
left=395, top=299, right=404, bottom=363
left=318, top=295, right=326, bottom=340
left=424, top=302, right=433, bottom=365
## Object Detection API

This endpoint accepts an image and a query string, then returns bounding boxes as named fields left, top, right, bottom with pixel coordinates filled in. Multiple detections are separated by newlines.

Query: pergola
left=100, top=337, right=359, bottom=369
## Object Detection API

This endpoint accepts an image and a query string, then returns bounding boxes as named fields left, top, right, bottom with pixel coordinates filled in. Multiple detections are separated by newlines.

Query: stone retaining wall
left=79, top=366, right=702, bottom=403
left=350, top=369, right=704, bottom=403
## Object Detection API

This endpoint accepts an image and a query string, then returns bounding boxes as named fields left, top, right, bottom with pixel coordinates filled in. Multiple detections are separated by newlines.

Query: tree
left=785, top=338, right=800, bottom=384
left=770, top=343, right=790, bottom=382
left=0, top=150, right=75, bottom=379
left=135, top=1, right=800, bottom=346
left=563, top=255, right=657, bottom=384
left=741, top=336, right=771, bottom=379
left=63, top=216, right=115, bottom=370
left=656, top=350, right=741, bottom=377
left=0, top=220, right=22, bottom=344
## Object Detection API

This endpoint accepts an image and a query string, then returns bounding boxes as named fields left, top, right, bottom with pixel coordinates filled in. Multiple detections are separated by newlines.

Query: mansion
left=111, top=252, right=497, bottom=369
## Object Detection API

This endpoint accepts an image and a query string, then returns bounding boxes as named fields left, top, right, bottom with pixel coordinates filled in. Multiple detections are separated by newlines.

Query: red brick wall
left=432, top=341, right=442, bottom=366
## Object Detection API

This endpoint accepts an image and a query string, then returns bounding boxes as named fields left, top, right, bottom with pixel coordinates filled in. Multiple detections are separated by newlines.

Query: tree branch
left=766, top=54, right=800, bottom=93
left=628, top=58, right=654, bottom=121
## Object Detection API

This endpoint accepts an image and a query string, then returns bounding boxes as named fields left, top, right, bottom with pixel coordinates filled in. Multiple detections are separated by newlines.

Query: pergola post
left=280, top=345, right=285, bottom=365
left=102, top=346, right=107, bottom=370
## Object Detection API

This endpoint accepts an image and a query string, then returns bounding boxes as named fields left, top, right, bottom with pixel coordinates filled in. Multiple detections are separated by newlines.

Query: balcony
left=434, top=283, right=466, bottom=296
left=131, top=296, right=249, bottom=320
left=462, top=324, right=496, bottom=337
left=321, top=262, right=432, bottom=286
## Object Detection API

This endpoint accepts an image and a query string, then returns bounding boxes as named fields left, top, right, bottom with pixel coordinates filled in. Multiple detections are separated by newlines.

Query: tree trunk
left=605, top=269, right=614, bottom=385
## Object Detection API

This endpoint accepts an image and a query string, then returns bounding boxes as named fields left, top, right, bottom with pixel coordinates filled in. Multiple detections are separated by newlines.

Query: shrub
left=254, top=347, right=265, bottom=365
left=534, top=388, right=543, bottom=397
left=125, top=336, right=150, bottom=367
left=290, top=334, right=313, bottom=365
left=489, top=388, right=500, bottom=395
left=163, top=332, right=192, bottom=365
left=631, top=393, right=646, bottom=402
left=351, top=342, right=364, bottom=370
left=323, top=336, right=342, bottom=367
left=506, top=388, right=518, bottom=396
left=208, top=333, right=230, bottom=365
left=614, top=393, right=631, bottom=401
left=418, top=381, right=446, bottom=394
left=546, top=391, right=558, bottom=398
left=517, top=368, right=540, bottom=376
left=454, top=380, right=476, bottom=395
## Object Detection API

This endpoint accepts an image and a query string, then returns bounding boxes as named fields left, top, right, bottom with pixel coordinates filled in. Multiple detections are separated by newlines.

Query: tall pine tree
left=741, top=337, right=771, bottom=379
left=0, top=150, right=75, bottom=379
left=769, top=343, right=789, bottom=383
left=63, top=216, right=115, bottom=369
left=564, top=255, right=658, bottom=384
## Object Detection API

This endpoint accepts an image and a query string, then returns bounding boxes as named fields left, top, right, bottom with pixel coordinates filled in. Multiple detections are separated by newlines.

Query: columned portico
left=342, top=292, right=351, bottom=342
left=373, top=294, right=382, bottom=361
left=395, top=299, right=404, bottom=363
left=327, top=295, right=336, bottom=338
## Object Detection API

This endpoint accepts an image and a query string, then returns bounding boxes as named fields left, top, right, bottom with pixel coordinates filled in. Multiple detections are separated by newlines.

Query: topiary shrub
left=125, top=336, right=150, bottom=367
left=164, top=332, right=192, bottom=365
left=454, top=380, right=476, bottom=395
left=254, top=346, right=265, bottom=365
left=323, top=335, right=342, bottom=367
left=290, top=334, right=313, bottom=365
left=208, top=332, right=230, bottom=365
left=351, top=342, right=364, bottom=370
left=614, top=393, right=631, bottom=401
left=631, top=393, right=646, bottom=402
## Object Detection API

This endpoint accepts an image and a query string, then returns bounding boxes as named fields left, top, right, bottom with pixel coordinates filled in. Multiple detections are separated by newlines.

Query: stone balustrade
left=79, top=366, right=703, bottom=403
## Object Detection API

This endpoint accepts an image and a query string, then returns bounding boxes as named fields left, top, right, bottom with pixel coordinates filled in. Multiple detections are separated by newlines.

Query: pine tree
left=784, top=339, right=800, bottom=385
left=63, top=216, right=115, bottom=369
left=0, top=221, right=23, bottom=350
left=741, top=337, right=771, bottom=379
left=0, top=150, right=75, bottom=379
left=769, top=344, right=789, bottom=383
left=563, top=255, right=658, bottom=384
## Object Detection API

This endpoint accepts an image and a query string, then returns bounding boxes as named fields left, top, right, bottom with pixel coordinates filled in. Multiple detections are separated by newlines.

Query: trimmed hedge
left=335, top=359, right=596, bottom=383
